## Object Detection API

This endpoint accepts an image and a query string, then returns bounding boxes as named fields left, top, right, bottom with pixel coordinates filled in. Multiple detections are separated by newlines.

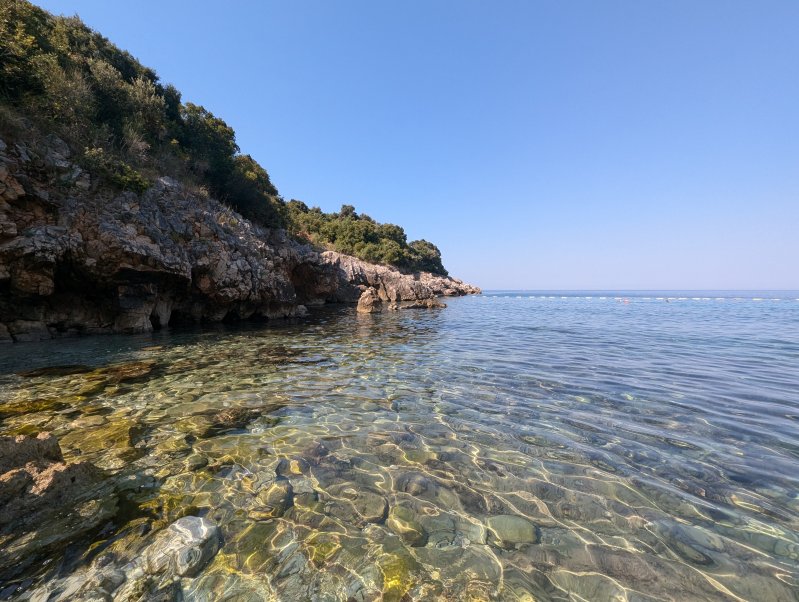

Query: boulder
left=0, top=162, right=25, bottom=202
left=42, top=134, right=71, bottom=169
left=6, top=319, right=51, bottom=342
left=356, top=287, right=382, bottom=313
left=143, top=516, right=221, bottom=577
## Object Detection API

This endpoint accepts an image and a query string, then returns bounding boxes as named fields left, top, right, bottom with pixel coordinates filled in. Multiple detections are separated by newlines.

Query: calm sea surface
left=1, top=292, right=798, bottom=600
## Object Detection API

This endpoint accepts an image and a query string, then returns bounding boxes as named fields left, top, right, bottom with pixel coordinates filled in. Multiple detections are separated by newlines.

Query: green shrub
left=286, top=202, right=448, bottom=275
left=0, top=0, right=449, bottom=274
left=82, top=147, right=149, bottom=194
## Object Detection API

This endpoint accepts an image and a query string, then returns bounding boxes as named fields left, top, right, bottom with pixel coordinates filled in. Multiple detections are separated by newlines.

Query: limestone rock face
left=0, top=132, right=480, bottom=340
left=419, top=271, right=481, bottom=297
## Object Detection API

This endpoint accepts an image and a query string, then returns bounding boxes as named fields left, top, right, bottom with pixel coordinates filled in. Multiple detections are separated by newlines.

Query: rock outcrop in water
left=356, top=286, right=447, bottom=313
left=0, top=131, right=479, bottom=342
left=22, top=514, right=223, bottom=601
left=0, top=433, right=118, bottom=578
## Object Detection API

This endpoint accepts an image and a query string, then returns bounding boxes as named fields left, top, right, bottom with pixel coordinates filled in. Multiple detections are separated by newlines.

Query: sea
left=0, top=291, right=798, bottom=600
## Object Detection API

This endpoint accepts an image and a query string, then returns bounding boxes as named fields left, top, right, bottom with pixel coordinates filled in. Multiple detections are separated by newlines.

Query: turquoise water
left=1, top=292, right=798, bottom=600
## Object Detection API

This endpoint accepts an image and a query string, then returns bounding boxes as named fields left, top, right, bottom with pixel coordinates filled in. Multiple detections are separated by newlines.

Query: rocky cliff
left=0, top=131, right=479, bottom=342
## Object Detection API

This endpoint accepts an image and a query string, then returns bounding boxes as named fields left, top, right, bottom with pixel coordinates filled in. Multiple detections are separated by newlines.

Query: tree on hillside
left=178, top=102, right=238, bottom=194
left=409, top=240, right=448, bottom=275
left=0, top=0, right=450, bottom=273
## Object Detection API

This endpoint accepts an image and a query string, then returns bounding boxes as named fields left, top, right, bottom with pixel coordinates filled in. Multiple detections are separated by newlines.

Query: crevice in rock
left=290, top=263, right=323, bottom=305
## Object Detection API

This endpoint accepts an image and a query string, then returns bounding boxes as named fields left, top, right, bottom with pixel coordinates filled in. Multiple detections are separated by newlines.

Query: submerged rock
left=143, top=516, right=221, bottom=578
left=276, top=456, right=310, bottom=477
left=0, top=431, right=61, bottom=473
left=185, top=453, right=209, bottom=472
left=324, top=483, right=388, bottom=524
left=387, top=505, right=429, bottom=547
left=0, top=392, right=68, bottom=420
left=119, top=579, right=181, bottom=602
left=486, top=515, right=540, bottom=548
left=59, top=418, right=147, bottom=469
left=396, top=472, right=435, bottom=497
left=99, top=359, right=157, bottom=383
left=377, top=549, right=422, bottom=601
left=211, top=406, right=261, bottom=433
left=249, top=479, right=294, bottom=520
left=173, top=408, right=258, bottom=441
left=175, top=415, right=215, bottom=438
left=17, top=364, right=93, bottom=378
left=0, top=433, right=118, bottom=579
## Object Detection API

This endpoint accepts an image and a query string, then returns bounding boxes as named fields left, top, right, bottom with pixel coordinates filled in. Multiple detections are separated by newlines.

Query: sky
left=33, top=1, right=799, bottom=290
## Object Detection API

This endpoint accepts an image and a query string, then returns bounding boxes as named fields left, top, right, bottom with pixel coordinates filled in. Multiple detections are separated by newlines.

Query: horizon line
left=480, top=288, right=799, bottom=292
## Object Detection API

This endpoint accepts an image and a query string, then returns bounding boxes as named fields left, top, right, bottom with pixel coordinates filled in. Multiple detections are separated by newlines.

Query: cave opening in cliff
left=290, top=263, right=323, bottom=305
left=167, top=309, right=196, bottom=327
left=53, top=257, right=102, bottom=296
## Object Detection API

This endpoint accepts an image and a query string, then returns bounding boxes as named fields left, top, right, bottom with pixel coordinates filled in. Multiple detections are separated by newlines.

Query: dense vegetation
left=0, top=0, right=448, bottom=275
left=0, top=0, right=284, bottom=225
left=286, top=202, right=447, bottom=275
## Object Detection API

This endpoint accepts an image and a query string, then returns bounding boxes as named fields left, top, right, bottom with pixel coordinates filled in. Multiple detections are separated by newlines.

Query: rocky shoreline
left=0, top=431, right=224, bottom=600
left=0, top=131, right=479, bottom=343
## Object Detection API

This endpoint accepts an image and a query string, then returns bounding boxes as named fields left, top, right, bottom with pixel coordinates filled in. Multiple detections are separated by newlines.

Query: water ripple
left=0, top=293, right=797, bottom=600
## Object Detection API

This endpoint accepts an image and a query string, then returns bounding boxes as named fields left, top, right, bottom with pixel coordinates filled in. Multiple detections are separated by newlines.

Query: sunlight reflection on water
left=1, top=293, right=798, bottom=600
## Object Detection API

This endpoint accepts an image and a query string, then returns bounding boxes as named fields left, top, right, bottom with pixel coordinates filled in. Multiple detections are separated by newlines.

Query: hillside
left=0, top=0, right=448, bottom=275
left=0, top=121, right=479, bottom=342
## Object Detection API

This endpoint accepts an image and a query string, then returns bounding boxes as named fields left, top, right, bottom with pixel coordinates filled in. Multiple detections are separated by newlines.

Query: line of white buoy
left=475, top=295, right=798, bottom=302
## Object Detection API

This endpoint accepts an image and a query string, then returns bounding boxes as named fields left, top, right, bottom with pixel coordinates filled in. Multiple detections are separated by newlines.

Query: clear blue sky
left=34, top=1, right=799, bottom=290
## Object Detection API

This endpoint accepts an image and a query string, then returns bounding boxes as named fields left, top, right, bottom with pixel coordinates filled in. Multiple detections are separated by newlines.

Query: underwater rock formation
left=143, top=516, right=221, bottom=578
left=0, top=433, right=118, bottom=580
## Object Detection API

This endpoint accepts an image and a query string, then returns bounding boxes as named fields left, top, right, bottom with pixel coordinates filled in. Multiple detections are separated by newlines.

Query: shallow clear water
left=1, top=292, right=799, bottom=601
